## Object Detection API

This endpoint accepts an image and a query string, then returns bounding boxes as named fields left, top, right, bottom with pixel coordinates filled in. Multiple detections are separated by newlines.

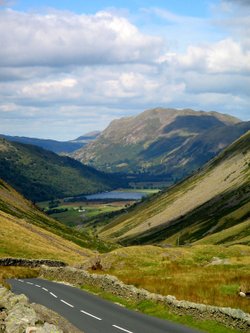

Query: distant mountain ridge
left=73, top=108, right=248, bottom=184
left=0, top=131, right=100, bottom=154
left=73, top=131, right=101, bottom=143
left=0, top=138, right=120, bottom=202
left=99, top=131, right=250, bottom=246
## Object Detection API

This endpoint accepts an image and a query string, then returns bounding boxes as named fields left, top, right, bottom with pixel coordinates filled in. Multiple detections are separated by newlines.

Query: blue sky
left=12, top=0, right=212, bottom=17
left=0, top=0, right=249, bottom=139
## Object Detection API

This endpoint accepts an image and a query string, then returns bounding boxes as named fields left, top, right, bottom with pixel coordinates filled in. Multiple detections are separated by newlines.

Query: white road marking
left=80, top=310, right=102, bottom=321
left=60, top=299, right=74, bottom=308
left=27, top=282, right=33, bottom=285
left=112, top=325, right=133, bottom=333
left=42, top=287, right=48, bottom=291
left=50, top=292, right=58, bottom=298
left=35, top=284, right=41, bottom=288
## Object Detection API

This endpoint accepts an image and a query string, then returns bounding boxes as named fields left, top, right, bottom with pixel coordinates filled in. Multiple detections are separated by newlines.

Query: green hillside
left=0, top=179, right=95, bottom=264
left=0, top=178, right=115, bottom=254
left=0, top=138, right=120, bottom=202
left=99, top=131, right=250, bottom=246
left=73, top=108, right=249, bottom=184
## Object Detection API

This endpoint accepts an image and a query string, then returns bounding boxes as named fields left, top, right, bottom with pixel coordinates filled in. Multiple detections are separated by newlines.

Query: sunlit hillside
left=100, top=131, right=250, bottom=246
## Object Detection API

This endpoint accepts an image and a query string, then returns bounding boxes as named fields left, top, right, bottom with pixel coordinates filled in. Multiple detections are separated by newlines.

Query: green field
left=38, top=200, right=131, bottom=227
left=38, top=189, right=160, bottom=227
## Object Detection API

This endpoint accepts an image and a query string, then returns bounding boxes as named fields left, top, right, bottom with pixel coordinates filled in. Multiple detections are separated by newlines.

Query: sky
left=0, top=0, right=250, bottom=140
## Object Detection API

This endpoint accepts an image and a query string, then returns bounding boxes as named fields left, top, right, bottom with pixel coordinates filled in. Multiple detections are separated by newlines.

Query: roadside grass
left=0, top=267, right=39, bottom=288
left=92, top=245, right=250, bottom=313
left=80, top=283, right=243, bottom=333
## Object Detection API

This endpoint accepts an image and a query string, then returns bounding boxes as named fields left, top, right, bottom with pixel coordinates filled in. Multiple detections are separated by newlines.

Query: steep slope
left=74, top=108, right=246, bottom=183
left=0, top=131, right=100, bottom=154
left=0, top=178, right=114, bottom=255
left=100, top=131, right=250, bottom=246
left=0, top=138, right=120, bottom=202
left=0, top=179, right=94, bottom=263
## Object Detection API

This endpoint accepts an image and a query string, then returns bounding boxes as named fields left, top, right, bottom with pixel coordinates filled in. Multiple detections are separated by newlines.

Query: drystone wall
left=0, top=285, right=84, bottom=333
left=0, top=258, right=66, bottom=268
left=40, top=266, right=250, bottom=332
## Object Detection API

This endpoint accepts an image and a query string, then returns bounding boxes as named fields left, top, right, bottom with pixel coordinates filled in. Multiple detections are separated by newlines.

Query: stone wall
left=40, top=266, right=250, bottom=332
left=0, top=285, right=82, bottom=333
left=0, top=258, right=66, bottom=268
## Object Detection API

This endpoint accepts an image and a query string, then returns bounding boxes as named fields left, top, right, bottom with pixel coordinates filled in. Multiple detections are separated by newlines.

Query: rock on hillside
left=73, top=108, right=248, bottom=184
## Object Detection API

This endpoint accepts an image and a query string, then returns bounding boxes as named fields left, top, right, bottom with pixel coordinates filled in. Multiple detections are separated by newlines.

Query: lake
left=84, top=190, right=147, bottom=201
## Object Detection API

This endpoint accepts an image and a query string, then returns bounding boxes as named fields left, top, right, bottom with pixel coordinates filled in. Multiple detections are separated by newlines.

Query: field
left=89, top=245, right=250, bottom=314
left=38, top=200, right=133, bottom=227
left=37, top=189, right=159, bottom=227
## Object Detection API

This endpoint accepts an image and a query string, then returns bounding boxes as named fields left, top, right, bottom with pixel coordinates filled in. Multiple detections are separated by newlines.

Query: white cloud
left=20, top=78, right=78, bottom=98
left=0, top=6, right=249, bottom=139
left=0, top=103, right=17, bottom=112
left=0, top=9, right=163, bottom=67
left=162, top=38, right=250, bottom=74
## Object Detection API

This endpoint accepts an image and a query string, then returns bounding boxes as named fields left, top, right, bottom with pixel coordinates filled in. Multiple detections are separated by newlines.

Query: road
left=8, top=278, right=202, bottom=333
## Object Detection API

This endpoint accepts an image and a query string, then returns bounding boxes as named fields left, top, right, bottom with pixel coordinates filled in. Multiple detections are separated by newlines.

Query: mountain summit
left=73, top=108, right=248, bottom=184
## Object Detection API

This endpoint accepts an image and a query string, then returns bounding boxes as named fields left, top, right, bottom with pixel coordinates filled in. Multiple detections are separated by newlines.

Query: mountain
left=99, top=131, right=250, bottom=246
left=73, top=108, right=248, bottom=185
left=0, top=138, right=120, bottom=202
left=0, top=131, right=100, bottom=154
left=72, top=131, right=101, bottom=143
left=0, top=178, right=94, bottom=263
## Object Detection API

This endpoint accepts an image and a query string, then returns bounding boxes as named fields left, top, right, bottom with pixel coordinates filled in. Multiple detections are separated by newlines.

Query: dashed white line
left=80, top=310, right=102, bottom=321
left=60, top=299, right=74, bottom=308
left=14, top=280, right=134, bottom=332
left=112, top=325, right=133, bottom=333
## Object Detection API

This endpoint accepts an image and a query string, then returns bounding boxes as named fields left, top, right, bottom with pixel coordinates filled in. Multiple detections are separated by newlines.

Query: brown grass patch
left=95, top=245, right=250, bottom=313
left=0, top=266, right=39, bottom=288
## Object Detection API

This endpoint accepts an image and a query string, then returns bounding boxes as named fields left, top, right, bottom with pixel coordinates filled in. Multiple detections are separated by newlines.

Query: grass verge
left=0, top=266, right=39, bottom=288
left=80, top=283, right=243, bottom=333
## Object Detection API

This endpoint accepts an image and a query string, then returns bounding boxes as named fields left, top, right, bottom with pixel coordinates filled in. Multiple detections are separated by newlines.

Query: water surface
left=85, top=190, right=147, bottom=201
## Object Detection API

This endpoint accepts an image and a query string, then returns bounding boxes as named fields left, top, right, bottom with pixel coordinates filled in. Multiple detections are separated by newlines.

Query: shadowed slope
left=0, top=138, right=120, bottom=202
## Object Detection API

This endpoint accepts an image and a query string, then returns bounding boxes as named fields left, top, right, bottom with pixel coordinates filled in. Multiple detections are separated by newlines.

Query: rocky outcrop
left=0, top=258, right=66, bottom=268
left=0, top=285, right=83, bottom=333
left=40, top=266, right=250, bottom=332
